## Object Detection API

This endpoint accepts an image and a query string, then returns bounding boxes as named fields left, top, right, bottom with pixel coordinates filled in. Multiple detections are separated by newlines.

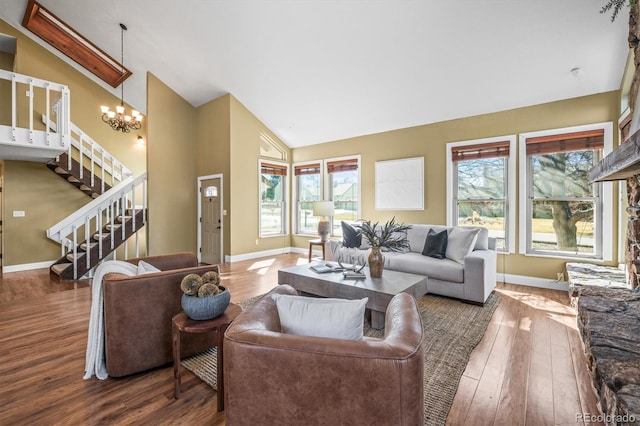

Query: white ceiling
left=0, top=0, right=630, bottom=148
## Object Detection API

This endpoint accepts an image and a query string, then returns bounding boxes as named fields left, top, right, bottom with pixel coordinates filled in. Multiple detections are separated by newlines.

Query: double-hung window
left=520, top=126, right=610, bottom=259
left=259, top=161, right=288, bottom=236
left=326, top=157, right=360, bottom=236
left=294, top=162, right=322, bottom=235
left=447, top=136, right=515, bottom=252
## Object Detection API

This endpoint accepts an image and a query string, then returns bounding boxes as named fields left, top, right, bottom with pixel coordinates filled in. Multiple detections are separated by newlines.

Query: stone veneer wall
left=577, top=287, right=640, bottom=424
left=627, top=176, right=640, bottom=289
left=625, top=2, right=640, bottom=290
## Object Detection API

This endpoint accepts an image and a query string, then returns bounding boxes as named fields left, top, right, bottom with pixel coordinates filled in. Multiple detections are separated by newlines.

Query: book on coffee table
left=343, top=271, right=366, bottom=280
left=310, top=264, right=333, bottom=273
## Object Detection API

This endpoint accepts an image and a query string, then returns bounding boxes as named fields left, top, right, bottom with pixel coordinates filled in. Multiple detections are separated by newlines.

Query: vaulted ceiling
left=0, top=0, right=630, bottom=148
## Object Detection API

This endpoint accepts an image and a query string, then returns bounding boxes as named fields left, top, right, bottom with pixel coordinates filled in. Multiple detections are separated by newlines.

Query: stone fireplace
left=579, top=108, right=640, bottom=425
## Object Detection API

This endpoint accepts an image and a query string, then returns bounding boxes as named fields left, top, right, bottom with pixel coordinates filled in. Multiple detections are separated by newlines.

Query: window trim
left=258, top=159, right=289, bottom=238
left=446, top=135, right=517, bottom=253
left=518, top=122, right=613, bottom=261
left=292, top=159, right=323, bottom=236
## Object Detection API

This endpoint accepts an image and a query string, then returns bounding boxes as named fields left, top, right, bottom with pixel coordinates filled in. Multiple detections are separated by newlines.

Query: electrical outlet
left=255, top=239, right=259, bottom=245
left=557, top=272, right=564, bottom=281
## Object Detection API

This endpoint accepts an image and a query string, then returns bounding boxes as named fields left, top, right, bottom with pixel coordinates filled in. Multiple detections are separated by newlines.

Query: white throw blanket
left=83, top=260, right=138, bottom=380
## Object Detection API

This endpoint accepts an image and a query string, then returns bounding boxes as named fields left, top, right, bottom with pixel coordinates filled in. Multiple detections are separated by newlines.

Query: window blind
left=526, top=129, right=604, bottom=155
left=294, top=163, right=321, bottom=176
left=451, top=141, right=510, bottom=162
left=261, top=162, right=287, bottom=176
left=620, top=113, right=632, bottom=143
left=327, top=158, right=358, bottom=173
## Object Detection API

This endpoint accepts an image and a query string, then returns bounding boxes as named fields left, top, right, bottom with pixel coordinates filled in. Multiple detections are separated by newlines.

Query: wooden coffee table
left=278, top=262, right=428, bottom=329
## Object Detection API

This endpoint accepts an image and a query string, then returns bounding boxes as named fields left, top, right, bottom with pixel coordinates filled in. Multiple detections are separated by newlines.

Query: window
left=204, top=185, right=218, bottom=198
left=447, top=136, right=516, bottom=252
left=294, top=162, right=322, bottom=235
left=259, top=161, right=288, bottom=236
left=326, top=157, right=360, bottom=236
left=519, top=125, right=612, bottom=259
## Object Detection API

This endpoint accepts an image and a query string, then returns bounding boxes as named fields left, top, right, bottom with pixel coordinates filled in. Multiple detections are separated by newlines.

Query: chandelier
left=100, top=23, right=142, bottom=133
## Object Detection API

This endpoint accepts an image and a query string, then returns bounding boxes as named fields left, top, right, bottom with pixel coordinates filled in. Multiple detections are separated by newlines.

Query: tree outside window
left=525, top=130, right=603, bottom=257
left=327, top=158, right=359, bottom=236
left=451, top=140, right=511, bottom=252
left=294, top=163, right=322, bottom=234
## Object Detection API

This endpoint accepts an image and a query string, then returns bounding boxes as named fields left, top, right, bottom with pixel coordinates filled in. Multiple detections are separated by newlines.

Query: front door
left=200, top=178, right=221, bottom=264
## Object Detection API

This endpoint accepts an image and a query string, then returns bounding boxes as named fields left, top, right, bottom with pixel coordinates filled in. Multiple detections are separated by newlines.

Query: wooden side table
left=172, top=303, right=242, bottom=411
left=308, top=239, right=326, bottom=261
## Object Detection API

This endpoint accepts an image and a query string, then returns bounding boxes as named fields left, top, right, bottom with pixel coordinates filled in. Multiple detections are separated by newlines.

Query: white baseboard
left=225, top=246, right=325, bottom=263
left=3, top=260, right=56, bottom=273
left=501, top=273, right=569, bottom=291
left=225, top=247, right=294, bottom=263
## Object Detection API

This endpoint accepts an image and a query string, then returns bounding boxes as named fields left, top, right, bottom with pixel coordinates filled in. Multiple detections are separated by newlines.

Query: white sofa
left=325, top=224, right=497, bottom=304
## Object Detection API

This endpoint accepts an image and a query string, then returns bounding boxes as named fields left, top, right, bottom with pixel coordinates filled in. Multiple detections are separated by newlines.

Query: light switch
left=13, top=210, right=25, bottom=217
left=223, top=210, right=227, bottom=216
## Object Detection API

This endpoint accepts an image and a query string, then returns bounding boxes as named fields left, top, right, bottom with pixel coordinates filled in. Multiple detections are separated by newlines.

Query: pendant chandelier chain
left=100, top=22, right=142, bottom=133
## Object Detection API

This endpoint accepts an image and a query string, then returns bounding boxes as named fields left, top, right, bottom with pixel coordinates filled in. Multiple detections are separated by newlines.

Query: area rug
left=181, top=291, right=500, bottom=425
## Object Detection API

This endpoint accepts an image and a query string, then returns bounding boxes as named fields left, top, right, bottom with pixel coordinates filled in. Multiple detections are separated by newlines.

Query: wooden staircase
left=46, top=153, right=111, bottom=198
left=50, top=208, right=146, bottom=280
left=2, top=68, right=147, bottom=280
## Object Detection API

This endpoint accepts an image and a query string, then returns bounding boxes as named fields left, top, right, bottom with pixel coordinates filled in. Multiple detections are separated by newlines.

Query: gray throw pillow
left=422, top=228, right=448, bottom=259
left=341, top=221, right=362, bottom=248
left=446, top=227, right=480, bottom=264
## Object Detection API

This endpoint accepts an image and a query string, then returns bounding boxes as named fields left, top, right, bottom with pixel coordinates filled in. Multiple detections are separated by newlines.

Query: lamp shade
left=313, top=201, right=335, bottom=217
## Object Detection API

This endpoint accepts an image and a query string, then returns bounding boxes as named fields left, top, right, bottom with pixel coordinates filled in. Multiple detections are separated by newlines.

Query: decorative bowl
left=181, top=286, right=231, bottom=320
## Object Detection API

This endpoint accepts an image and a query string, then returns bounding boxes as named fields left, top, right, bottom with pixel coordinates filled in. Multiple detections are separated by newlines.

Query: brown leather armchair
left=224, top=285, right=424, bottom=425
left=103, top=252, right=218, bottom=377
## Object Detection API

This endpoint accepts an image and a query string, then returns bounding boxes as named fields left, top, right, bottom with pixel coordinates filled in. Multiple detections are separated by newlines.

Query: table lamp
left=313, top=201, right=334, bottom=242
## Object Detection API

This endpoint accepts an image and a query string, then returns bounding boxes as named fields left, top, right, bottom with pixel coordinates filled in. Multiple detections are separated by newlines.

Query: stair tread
left=66, top=252, right=86, bottom=261
left=50, top=263, right=70, bottom=275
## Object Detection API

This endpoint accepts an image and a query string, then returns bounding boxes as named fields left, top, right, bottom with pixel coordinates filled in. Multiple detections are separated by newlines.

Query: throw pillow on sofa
left=272, top=294, right=368, bottom=340
left=341, top=221, right=362, bottom=248
left=446, top=227, right=480, bottom=264
left=422, top=228, right=448, bottom=259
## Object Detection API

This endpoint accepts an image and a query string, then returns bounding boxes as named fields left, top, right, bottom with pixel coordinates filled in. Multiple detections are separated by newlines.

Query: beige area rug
left=182, top=291, right=500, bottom=425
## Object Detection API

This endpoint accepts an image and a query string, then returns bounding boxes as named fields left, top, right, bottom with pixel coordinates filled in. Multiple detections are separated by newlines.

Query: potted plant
left=356, top=217, right=411, bottom=277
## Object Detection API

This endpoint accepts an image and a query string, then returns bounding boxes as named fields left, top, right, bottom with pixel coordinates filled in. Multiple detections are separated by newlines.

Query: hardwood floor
left=0, top=254, right=602, bottom=425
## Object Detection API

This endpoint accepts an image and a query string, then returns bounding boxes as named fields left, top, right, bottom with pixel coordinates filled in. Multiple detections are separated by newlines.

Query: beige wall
left=196, top=94, right=231, bottom=257
left=3, top=161, right=88, bottom=264
left=0, top=49, right=13, bottom=125
left=0, top=20, right=147, bottom=267
left=292, top=92, right=621, bottom=281
left=229, top=95, right=291, bottom=256
left=147, top=73, right=197, bottom=255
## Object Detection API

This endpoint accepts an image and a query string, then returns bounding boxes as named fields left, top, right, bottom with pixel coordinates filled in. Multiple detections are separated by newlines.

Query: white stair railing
left=0, top=69, right=70, bottom=151
left=42, top=116, right=133, bottom=192
left=47, top=173, right=147, bottom=279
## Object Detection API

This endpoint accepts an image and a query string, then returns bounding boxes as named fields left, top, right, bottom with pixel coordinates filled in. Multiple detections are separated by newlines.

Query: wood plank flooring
left=0, top=254, right=603, bottom=425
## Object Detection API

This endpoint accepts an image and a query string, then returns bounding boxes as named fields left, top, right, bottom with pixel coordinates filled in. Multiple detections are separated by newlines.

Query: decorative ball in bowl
left=181, top=285, right=230, bottom=320
left=180, top=271, right=230, bottom=320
